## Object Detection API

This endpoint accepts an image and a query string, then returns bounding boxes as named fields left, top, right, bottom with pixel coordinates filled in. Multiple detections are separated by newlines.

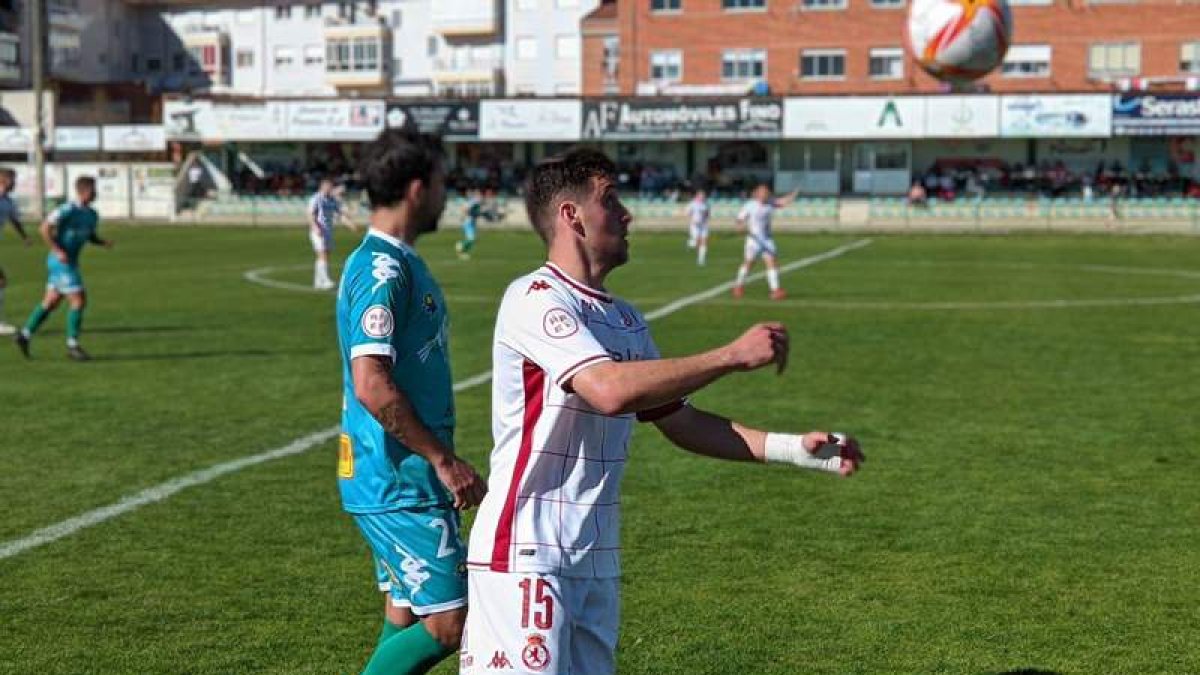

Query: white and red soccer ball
left=907, top=0, right=1013, bottom=83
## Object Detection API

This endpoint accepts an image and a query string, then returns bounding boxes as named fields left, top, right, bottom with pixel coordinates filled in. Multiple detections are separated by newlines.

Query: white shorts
left=744, top=234, right=777, bottom=260
left=461, top=570, right=619, bottom=675
left=690, top=222, right=709, bottom=240
left=310, top=228, right=332, bottom=253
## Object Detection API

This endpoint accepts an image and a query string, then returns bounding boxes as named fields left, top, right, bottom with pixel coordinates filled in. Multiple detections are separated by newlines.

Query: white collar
left=367, top=228, right=408, bottom=250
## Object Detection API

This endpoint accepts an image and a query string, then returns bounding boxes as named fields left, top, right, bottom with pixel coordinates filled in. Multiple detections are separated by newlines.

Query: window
left=304, top=44, right=324, bottom=66
left=1089, top=42, right=1140, bottom=78
left=801, top=49, right=845, bottom=79
left=868, top=47, right=903, bottom=79
left=803, top=0, right=847, bottom=9
left=147, top=57, right=162, bottom=72
left=1182, top=42, right=1200, bottom=74
left=275, top=4, right=292, bottom=19
left=274, top=46, right=296, bottom=67
left=352, top=37, right=379, bottom=70
left=326, top=38, right=380, bottom=71
left=721, top=49, right=766, bottom=80
left=1001, top=44, right=1051, bottom=78
left=651, top=0, right=682, bottom=10
left=556, top=35, right=580, bottom=59
left=338, top=2, right=354, bottom=19
left=391, top=9, right=402, bottom=28
left=870, top=0, right=905, bottom=7
left=517, top=37, right=538, bottom=60
left=650, top=50, right=682, bottom=82
left=305, top=3, right=321, bottom=18
left=236, top=49, right=255, bottom=68
left=723, top=0, right=765, bottom=8
left=327, top=41, right=349, bottom=70
left=427, top=36, right=438, bottom=56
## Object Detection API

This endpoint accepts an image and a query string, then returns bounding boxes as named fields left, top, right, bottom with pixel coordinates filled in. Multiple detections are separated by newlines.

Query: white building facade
left=505, top=0, right=597, bottom=97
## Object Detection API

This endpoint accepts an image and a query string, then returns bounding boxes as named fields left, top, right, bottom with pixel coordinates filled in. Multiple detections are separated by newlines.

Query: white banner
left=285, top=100, right=385, bottom=141
left=784, top=97, right=926, bottom=139
left=0, top=127, right=33, bottom=152
left=163, top=100, right=291, bottom=142
left=102, top=125, right=166, bottom=153
left=66, top=163, right=131, bottom=218
left=54, top=126, right=101, bottom=151
left=480, top=100, right=582, bottom=141
left=11, top=163, right=67, bottom=201
left=130, top=164, right=177, bottom=218
left=1000, top=95, right=1112, bottom=138
left=923, top=96, right=1000, bottom=138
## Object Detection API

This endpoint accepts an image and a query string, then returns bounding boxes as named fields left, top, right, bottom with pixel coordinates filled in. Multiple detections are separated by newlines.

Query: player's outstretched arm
left=569, top=323, right=788, bottom=417
left=89, top=232, right=113, bottom=249
left=352, top=355, right=487, bottom=509
left=654, top=405, right=864, bottom=476
left=775, top=188, right=801, bottom=208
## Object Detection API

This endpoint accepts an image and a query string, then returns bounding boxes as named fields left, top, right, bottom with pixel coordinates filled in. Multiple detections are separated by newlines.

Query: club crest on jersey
left=370, top=251, right=403, bottom=291
left=422, top=292, right=438, bottom=314
left=521, top=634, right=551, bottom=671
left=542, top=308, right=579, bottom=339
left=527, top=280, right=551, bottom=294
left=362, top=305, right=394, bottom=338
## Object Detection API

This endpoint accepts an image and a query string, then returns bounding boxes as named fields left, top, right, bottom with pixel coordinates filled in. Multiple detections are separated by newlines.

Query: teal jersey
left=48, top=201, right=99, bottom=266
left=336, top=229, right=455, bottom=513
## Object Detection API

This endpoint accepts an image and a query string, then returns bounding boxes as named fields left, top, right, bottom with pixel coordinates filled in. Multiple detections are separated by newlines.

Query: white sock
left=735, top=264, right=749, bottom=287
left=67, top=337, right=79, bottom=348
left=767, top=268, right=780, bottom=291
left=697, top=244, right=707, bottom=266
left=316, top=260, right=332, bottom=286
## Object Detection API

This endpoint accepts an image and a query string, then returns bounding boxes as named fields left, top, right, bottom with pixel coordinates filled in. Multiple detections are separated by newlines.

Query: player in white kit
left=462, top=150, right=864, bottom=675
left=0, top=169, right=31, bottom=335
left=733, top=183, right=800, bottom=301
left=683, top=188, right=710, bottom=266
left=308, top=178, right=357, bottom=290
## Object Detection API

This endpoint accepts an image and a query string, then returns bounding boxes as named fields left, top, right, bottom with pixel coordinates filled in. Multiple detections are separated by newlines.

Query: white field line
left=0, top=239, right=871, bottom=562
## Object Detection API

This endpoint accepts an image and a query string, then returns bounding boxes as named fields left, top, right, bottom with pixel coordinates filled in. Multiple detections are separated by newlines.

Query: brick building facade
left=583, top=0, right=1200, bottom=97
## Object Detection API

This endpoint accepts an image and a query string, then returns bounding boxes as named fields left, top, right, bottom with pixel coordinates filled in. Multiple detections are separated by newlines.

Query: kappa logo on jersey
left=370, top=251, right=403, bottom=291
left=361, top=305, right=394, bottom=339
left=521, top=634, right=551, bottom=672
left=526, top=280, right=551, bottom=294
left=487, top=651, right=513, bottom=669
left=393, top=543, right=431, bottom=595
left=542, top=308, right=579, bottom=339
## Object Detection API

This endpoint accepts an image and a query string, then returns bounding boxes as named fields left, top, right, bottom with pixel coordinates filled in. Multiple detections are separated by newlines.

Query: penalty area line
left=0, top=238, right=871, bottom=562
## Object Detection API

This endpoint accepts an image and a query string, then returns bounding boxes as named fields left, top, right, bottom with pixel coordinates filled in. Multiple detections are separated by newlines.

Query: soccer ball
left=907, top=0, right=1013, bottom=83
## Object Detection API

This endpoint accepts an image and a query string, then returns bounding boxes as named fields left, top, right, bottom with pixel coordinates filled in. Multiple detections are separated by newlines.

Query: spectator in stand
left=938, top=173, right=956, bottom=202
left=907, top=182, right=928, bottom=208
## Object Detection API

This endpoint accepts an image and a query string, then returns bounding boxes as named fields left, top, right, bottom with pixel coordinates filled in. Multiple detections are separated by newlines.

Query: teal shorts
left=47, top=258, right=83, bottom=294
left=356, top=506, right=467, bottom=616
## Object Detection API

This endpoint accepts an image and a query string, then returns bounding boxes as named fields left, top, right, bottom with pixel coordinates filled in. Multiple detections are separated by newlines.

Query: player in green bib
left=15, top=176, right=112, bottom=361
left=336, top=129, right=486, bottom=674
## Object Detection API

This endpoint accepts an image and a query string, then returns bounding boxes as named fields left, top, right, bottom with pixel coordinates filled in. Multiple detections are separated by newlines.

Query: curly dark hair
left=523, top=148, right=617, bottom=243
left=361, top=129, right=444, bottom=210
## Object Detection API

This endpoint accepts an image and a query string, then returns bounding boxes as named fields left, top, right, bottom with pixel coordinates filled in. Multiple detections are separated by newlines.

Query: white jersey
left=738, top=199, right=777, bottom=242
left=0, top=194, right=19, bottom=229
left=686, top=199, right=710, bottom=227
left=468, top=263, right=681, bottom=580
left=309, top=192, right=341, bottom=235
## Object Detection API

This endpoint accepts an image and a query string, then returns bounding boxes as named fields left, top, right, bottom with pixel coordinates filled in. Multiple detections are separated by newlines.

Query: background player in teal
left=336, top=129, right=486, bottom=675
left=15, top=175, right=112, bottom=361
left=454, top=187, right=481, bottom=260
left=0, top=168, right=32, bottom=335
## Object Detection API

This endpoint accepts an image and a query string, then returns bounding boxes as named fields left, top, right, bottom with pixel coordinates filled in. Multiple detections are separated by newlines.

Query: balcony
left=325, top=24, right=391, bottom=91
left=432, top=0, right=498, bottom=37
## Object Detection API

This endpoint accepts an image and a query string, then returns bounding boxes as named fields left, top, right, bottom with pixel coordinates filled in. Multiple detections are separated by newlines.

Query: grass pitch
left=1, top=225, right=1198, bottom=674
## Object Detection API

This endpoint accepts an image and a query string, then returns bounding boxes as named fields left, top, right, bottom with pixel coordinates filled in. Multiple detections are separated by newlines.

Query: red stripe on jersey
left=491, top=359, right=546, bottom=572
left=544, top=263, right=613, bottom=303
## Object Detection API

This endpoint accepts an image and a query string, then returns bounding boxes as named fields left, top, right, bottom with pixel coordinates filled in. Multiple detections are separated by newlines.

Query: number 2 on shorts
left=519, top=578, right=553, bottom=630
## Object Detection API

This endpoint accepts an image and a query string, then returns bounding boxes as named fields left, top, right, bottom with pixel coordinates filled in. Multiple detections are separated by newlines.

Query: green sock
left=461, top=238, right=475, bottom=253
left=377, top=619, right=403, bottom=647
left=23, top=305, right=51, bottom=336
left=67, top=307, right=84, bottom=344
left=361, top=621, right=451, bottom=675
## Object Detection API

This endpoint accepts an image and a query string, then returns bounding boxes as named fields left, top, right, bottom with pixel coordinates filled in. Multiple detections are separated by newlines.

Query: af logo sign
left=521, top=634, right=551, bottom=672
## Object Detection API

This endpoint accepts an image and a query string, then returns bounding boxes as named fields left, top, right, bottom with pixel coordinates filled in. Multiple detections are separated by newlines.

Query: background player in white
left=733, top=183, right=799, bottom=300
left=683, top=188, right=710, bottom=266
left=308, top=177, right=357, bottom=290
left=0, top=168, right=31, bottom=335
left=462, top=150, right=864, bottom=675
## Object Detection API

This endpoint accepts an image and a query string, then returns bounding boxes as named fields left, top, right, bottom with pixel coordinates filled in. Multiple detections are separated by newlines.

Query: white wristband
left=764, top=433, right=844, bottom=474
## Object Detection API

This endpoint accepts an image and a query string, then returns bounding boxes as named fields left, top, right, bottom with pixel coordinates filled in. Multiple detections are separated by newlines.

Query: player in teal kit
left=336, top=129, right=486, bottom=675
left=15, top=176, right=112, bottom=361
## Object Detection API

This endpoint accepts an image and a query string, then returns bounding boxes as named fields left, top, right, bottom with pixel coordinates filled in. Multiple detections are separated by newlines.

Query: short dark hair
left=523, top=148, right=617, bottom=243
left=361, top=129, right=444, bottom=210
left=75, top=176, right=96, bottom=191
